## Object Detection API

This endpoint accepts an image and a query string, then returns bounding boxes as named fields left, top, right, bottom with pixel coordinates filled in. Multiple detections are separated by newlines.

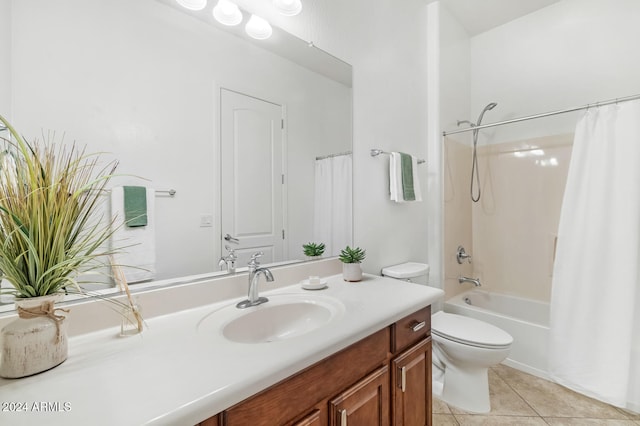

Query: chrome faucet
left=218, top=245, right=237, bottom=273
left=236, top=252, right=274, bottom=309
left=458, top=275, right=481, bottom=287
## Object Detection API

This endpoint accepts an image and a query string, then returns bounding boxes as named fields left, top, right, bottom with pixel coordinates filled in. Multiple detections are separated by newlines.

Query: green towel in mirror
left=400, top=152, right=415, bottom=201
left=124, top=186, right=148, bottom=227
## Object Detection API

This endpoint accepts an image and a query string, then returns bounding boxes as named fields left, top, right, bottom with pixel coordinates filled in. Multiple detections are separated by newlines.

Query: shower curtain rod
left=315, top=151, right=352, bottom=161
left=442, top=93, right=640, bottom=136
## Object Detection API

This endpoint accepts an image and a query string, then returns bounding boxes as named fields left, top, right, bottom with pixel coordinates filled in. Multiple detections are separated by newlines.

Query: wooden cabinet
left=199, top=414, right=220, bottom=426
left=223, top=328, right=390, bottom=426
left=329, top=366, right=389, bottom=426
left=290, top=409, right=322, bottom=426
left=205, top=306, right=432, bottom=426
left=391, top=338, right=432, bottom=426
left=390, top=306, right=432, bottom=426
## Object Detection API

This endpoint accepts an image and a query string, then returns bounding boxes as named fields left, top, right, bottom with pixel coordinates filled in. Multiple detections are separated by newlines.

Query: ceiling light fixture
left=272, top=0, right=302, bottom=16
left=175, top=0, right=207, bottom=11
left=245, top=14, right=272, bottom=40
left=213, top=0, right=242, bottom=26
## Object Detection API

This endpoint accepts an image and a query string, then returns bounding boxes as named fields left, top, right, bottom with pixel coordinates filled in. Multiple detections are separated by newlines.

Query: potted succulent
left=302, top=242, right=325, bottom=259
left=339, top=245, right=366, bottom=282
left=0, top=115, right=126, bottom=378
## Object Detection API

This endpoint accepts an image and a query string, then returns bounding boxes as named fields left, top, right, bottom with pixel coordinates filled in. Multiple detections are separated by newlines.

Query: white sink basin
left=198, top=293, right=345, bottom=344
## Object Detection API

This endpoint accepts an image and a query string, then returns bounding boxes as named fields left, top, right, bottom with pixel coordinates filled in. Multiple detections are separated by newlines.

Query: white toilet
left=381, top=262, right=513, bottom=413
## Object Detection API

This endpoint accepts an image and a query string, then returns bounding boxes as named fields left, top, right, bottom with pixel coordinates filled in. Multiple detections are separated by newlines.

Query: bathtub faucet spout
left=458, top=275, right=481, bottom=287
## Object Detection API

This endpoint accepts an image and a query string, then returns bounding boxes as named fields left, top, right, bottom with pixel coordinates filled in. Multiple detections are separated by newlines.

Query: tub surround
left=0, top=261, right=443, bottom=425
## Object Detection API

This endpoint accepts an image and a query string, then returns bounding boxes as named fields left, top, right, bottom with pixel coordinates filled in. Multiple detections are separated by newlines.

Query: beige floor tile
left=616, top=408, right=640, bottom=420
left=434, top=396, right=453, bottom=414
left=435, top=365, right=638, bottom=424
left=448, top=369, right=537, bottom=417
left=433, top=413, right=460, bottom=425
left=454, top=415, right=548, bottom=425
left=492, top=366, right=627, bottom=419
left=544, top=418, right=639, bottom=425
left=490, top=364, right=539, bottom=386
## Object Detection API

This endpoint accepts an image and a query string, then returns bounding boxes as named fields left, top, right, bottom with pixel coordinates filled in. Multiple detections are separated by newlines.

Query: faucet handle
left=456, top=246, right=472, bottom=264
left=248, top=251, right=264, bottom=267
left=224, top=245, right=237, bottom=260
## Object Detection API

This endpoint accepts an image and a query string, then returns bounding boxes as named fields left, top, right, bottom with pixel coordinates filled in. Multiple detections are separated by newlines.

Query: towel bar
left=95, top=188, right=176, bottom=196
left=370, top=149, right=425, bottom=164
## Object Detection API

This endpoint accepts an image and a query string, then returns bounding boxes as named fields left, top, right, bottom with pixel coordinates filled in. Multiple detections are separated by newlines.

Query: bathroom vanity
left=0, top=261, right=443, bottom=426
left=204, top=306, right=432, bottom=426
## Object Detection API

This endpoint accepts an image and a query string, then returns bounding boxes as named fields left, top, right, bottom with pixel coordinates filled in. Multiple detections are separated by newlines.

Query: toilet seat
left=432, top=311, right=513, bottom=349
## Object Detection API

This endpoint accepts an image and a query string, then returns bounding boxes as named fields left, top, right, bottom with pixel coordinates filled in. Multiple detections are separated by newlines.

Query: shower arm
left=456, top=120, right=475, bottom=128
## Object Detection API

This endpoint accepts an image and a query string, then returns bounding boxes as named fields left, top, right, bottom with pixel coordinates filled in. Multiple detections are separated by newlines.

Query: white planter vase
left=342, top=263, right=363, bottom=282
left=0, top=294, right=68, bottom=378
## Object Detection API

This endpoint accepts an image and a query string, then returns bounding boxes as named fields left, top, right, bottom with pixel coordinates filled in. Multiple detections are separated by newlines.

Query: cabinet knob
left=340, top=408, right=348, bottom=426
left=401, top=366, right=407, bottom=392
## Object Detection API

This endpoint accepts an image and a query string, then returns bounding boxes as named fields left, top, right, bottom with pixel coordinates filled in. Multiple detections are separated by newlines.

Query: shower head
left=476, top=102, right=498, bottom=126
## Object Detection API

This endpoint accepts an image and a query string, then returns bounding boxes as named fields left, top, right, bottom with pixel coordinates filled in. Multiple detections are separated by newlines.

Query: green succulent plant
left=302, top=242, right=325, bottom=257
left=339, top=246, right=366, bottom=264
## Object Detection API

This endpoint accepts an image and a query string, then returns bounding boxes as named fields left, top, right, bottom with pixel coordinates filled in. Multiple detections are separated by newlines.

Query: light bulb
left=273, top=0, right=302, bottom=16
left=213, top=0, right=242, bottom=26
left=175, top=0, right=207, bottom=11
left=245, top=15, right=272, bottom=40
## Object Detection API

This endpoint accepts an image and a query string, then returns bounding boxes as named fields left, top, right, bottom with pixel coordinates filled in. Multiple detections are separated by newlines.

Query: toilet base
left=435, top=362, right=491, bottom=413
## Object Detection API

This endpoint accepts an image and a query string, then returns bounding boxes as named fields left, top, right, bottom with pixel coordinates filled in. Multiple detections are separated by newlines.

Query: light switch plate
left=200, top=215, right=213, bottom=227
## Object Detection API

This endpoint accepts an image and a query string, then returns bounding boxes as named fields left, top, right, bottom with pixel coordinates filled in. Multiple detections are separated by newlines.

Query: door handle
left=340, top=409, right=347, bottom=426
left=224, top=234, right=239, bottom=243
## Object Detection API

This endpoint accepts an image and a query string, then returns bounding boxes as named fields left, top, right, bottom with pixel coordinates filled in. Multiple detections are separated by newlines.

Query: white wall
left=436, top=2, right=472, bottom=293
left=470, top=0, right=640, bottom=144
left=438, top=4, right=471, bottom=140
left=350, top=2, right=430, bottom=276
left=0, top=0, right=10, bottom=119
left=8, top=0, right=351, bottom=281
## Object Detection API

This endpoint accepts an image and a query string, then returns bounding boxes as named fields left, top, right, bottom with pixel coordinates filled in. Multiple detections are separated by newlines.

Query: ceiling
left=430, top=0, right=563, bottom=36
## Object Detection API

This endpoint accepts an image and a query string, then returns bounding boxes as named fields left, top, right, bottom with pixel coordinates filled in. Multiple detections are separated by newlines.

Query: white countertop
left=0, top=274, right=443, bottom=425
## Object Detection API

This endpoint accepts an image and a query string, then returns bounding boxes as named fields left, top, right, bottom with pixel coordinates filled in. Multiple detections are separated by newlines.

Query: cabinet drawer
left=392, top=306, right=430, bottom=353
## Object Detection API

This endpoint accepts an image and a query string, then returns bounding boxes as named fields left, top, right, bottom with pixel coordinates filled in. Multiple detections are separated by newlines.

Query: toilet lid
left=432, top=311, right=513, bottom=349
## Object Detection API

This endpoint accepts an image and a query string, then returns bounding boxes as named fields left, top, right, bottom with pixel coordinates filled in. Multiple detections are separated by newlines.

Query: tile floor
left=433, top=364, right=640, bottom=425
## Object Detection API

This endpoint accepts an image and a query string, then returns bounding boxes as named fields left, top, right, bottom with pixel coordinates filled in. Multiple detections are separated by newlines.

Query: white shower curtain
left=313, top=154, right=353, bottom=257
left=550, top=100, right=640, bottom=412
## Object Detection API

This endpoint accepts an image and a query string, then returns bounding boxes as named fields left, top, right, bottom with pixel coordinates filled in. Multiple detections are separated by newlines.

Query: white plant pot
left=342, top=263, right=363, bottom=282
left=0, top=294, right=68, bottom=378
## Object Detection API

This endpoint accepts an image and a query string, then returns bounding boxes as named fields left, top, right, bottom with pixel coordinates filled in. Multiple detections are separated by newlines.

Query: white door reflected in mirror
left=221, top=89, right=285, bottom=267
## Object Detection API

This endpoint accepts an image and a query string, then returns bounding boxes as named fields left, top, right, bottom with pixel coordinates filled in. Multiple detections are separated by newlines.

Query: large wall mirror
left=0, top=0, right=352, bottom=310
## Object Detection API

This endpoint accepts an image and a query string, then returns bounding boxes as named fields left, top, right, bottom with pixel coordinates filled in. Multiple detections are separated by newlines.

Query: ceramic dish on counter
left=300, top=278, right=328, bottom=290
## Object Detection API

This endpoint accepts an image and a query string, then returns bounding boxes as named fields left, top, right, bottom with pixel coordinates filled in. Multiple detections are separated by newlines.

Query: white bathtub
left=444, top=289, right=550, bottom=379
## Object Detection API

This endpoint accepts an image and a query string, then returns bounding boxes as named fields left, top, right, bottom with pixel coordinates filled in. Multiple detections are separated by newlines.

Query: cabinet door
left=329, top=365, right=389, bottom=426
left=391, top=338, right=432, bottom=426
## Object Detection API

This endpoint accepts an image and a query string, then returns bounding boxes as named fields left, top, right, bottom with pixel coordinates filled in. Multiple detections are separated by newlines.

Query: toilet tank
left=381, top=262, right=430, bottom=281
